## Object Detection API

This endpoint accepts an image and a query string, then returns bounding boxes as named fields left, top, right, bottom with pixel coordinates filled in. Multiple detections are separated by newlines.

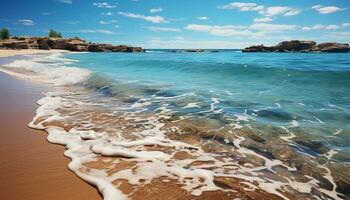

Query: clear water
left=64, top=51, right=350, bottom=159
left=3, top=50, right=350, bottom=199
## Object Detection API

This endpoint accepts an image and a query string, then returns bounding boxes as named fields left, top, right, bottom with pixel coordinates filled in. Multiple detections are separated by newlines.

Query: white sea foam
left=234, top=114, right=249, bottom=122
left=280, top=126, right=296, bottom=143
left=333, top=128, right=342, bottom=135
left=183, top=102, right=201, bottom=109
left=3, top=53, right=91, bottom=86
left=27, top=88, right=345, bottom=200
left=5, top=52, right=345, bottom=200
left=328, top=103, right=345, bottom=111
left=324, top=149, right=338, bottom=160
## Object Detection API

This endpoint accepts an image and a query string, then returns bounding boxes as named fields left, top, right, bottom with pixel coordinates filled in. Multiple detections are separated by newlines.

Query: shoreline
left=0, top=50, right=349, bottom=200
left=0, top=70, right=101, bottom=200
left=0, top=49, right=70, bottom=58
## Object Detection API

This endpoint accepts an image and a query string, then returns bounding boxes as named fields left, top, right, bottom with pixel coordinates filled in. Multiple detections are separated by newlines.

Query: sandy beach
left=0, top=71, right=101, bottom=200
left=0, top=49, right=69, bottom=57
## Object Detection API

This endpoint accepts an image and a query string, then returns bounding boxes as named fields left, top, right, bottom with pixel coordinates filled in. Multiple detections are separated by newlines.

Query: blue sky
left=1, top=0, right=349, bottom=48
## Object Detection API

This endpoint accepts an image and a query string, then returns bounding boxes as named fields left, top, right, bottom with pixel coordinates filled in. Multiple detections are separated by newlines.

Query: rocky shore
left=167, top=49, right=219, bottom=53
left=0, top=36, right=145, bottom=53
left=242, top=40, right=350, bottom=53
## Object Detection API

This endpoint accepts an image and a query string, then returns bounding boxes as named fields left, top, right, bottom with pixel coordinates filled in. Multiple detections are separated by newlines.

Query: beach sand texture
left=0, top=72, right=101, bottom=200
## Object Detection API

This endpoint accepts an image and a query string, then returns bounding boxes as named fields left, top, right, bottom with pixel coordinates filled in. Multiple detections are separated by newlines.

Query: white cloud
left=325, top=32, right=350, bottom=39
left=284, top=9, right=301, bottom=16
left=218, top=2, right=264, bottom=11
left=250, top=23, right=296, bottom=31
left=184, top=24, right=259, bottom=37
left=343, top=23, right=350, bottom=28
left=144, top=37, right=265, bottom=49
left=148, top=26, right=181, bottom=32
left=150, top=7, right=163, bottom=13
left=57, top=0, right=72, bottom=4
left=99, top=20, right=118, bottom=24
left=118, top=12, right=167, bottom=23
left=93, top=2, right=117, bottom=8
left=79, top=29, right=116, bottom=34
left=42, top=12, right=51, bottom=16
left=253, top=17, right=273, bottom=23
left=18, top=19, right=34, bottom=26
left=63, top=21, right=80, bottom=25
left=197, top=16, right=209, bottom=20
left=326, top=25, right=341, bottom=30
left=302, top=24, right=324, bottom=31
left=219, top=2, right=264, bottom=11
left=174, top=36, right=184, bottom=40
left=101, top=12, right=113, bottom=16
left=218, top=2, right=300, bottom=18
left=302, top=23, right=350, bottom=31
left=312, top=5, right=345, bottom=14
left=185, top=23, right=297, bottom=37
left=260, top=6, right=300, bottom=17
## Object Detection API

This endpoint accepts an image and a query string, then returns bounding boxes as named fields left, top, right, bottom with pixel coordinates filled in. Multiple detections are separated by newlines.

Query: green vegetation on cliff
left=49, top=29, right=62, bottom=38
left=0, top=28, right=9, bottom=40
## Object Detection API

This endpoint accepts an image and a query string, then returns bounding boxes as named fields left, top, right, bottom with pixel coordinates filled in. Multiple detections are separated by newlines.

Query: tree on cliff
left=49, top=29, right=62, bottom=38
left=0, top=28, right=9, bottom=40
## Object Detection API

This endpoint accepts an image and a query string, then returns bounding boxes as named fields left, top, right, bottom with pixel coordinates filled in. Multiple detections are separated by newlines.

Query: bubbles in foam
left=5, top=52, right=347, bottom=200
left=27, top=87, right=346, bottom=200
left=3, top=53, right=91, bottom=86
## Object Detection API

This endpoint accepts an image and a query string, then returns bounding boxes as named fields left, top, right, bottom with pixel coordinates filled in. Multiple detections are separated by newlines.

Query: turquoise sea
left=66, top=50, right=350, bottom=158
left=2, top=50, right=350, bottom=199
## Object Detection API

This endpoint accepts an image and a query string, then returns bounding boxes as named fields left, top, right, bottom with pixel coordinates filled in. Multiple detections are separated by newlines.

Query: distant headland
left=0, top=28, right=144, bottom=53
left=243, top=40, right=350, bottom=53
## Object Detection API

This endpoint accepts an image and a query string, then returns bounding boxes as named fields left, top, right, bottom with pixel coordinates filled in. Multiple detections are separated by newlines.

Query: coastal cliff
left=0, top=36, right=145, bottom=53
left=243, top=40, right=350, bottom=53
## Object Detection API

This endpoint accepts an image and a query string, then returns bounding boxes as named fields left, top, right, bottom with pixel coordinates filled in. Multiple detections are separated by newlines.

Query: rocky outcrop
left=0, top=36, right=145, bottom=53
left=317, top=43, right=350, bottom=53
left=184, top=49, right=205, bottom=52
left=167, top=49, right=213, bottom=53
left=47, top=38, right=69, bottom=49
left=243, top=40, right=350, bottom=53
left=0, top=40, right=29, bottom=49
left=36, top=37, right=50, bottom=50
left=87, top=43, right=144, bottom=52
left=66, top=38, right=88, bottom=51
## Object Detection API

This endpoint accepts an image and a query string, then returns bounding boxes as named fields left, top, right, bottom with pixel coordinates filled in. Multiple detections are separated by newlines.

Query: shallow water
left=66, top=51, right=350, bottom=157
left=1, top=51, right=350, bottom=200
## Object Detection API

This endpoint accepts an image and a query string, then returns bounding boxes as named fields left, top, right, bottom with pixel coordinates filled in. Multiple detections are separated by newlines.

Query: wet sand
left=0, top=72, right=101, bottom=200
left=0, top=49, right=69, bottom=58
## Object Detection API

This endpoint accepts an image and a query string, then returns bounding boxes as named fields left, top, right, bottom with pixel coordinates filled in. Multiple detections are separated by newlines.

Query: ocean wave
left=27, top=89, right=347, bottom=200
left=1, top=52, right=349, bottom=199
left=3, top=53, right=91, bottom=86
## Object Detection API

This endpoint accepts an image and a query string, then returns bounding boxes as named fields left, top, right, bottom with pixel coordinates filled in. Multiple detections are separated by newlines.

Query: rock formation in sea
left=167, top=49, right=212, bottom=53
left=0, top=36, right=145, bottom=52
left=242, top=40, right=350, bottom=53
left=184, top=49, right=205, bottom=52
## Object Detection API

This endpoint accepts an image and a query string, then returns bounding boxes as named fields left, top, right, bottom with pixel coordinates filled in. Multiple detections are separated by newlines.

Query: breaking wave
left=1, top=52, right=349, bottom=200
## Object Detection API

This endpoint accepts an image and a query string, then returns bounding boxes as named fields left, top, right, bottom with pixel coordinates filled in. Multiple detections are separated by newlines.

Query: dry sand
left=0, top=49, right=69, bottom=57
left=0, top=72, right=101, bottom=200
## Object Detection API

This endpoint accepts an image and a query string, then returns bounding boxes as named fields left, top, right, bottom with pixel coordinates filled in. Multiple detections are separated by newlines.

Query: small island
left=0, top=28, right=144, bottom=53
left=242, top=40, right=350, bottom=53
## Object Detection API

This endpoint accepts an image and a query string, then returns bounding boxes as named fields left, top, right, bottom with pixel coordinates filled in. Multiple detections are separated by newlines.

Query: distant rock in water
left=242, top=40, right=350, bottom=53
left=87, top=43, right=144, bottom=52
left=166, top=49, right=219, bottom=53
left=0, top=36, right=145, bottom=53
left=184, top=49, right=205, bottom=53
